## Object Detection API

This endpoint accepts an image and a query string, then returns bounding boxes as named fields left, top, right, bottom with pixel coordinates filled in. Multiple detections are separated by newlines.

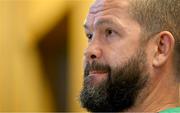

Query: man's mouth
left=89, top=70, right=108, bottom=76
left=88, top=70, right=109, bottom=84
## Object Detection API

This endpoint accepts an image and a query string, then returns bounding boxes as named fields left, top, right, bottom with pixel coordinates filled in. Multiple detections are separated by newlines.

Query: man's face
left=80, top=0, right=150, bottom=112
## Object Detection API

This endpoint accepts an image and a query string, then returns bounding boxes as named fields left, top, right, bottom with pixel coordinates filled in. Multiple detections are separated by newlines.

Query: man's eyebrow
left=95, top=19, right=117, bottom=27
left=83, top=24, right=89, bottom=29
left=83, top=19, right=123, bottom=30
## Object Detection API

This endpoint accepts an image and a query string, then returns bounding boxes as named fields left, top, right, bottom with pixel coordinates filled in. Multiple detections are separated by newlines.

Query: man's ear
left=152, top=31, right=175, bottom=67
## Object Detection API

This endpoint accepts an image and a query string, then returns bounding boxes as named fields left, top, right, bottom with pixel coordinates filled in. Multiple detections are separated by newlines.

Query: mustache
left=84, top=61, right=111, bottom=77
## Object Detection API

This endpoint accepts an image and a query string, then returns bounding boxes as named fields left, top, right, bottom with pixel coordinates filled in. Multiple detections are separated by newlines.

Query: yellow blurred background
left=0, top=0, right=93, bottom=112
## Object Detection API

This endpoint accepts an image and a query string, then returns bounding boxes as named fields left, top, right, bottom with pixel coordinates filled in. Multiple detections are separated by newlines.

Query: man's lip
left=89, top=70, right=108, bottom=75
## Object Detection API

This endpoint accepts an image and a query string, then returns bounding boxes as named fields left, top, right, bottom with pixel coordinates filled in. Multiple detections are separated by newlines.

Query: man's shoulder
left=159, top=107, right=180, bottom=113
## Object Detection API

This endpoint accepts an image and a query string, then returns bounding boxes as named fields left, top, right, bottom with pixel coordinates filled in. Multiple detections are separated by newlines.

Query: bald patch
left=89, top=0, right=130, bottom=14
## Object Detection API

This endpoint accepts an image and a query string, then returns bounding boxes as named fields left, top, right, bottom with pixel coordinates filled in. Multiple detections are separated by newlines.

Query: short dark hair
left=129, top=0, right=180, bottom=79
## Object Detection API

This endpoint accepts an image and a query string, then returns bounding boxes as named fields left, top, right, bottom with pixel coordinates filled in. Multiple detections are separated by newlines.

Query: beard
left=80, top=48, right=149, bottom=112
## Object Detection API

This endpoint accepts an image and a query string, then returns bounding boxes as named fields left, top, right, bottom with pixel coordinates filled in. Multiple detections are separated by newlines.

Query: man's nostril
left=91, top=54, right=96, bottom=59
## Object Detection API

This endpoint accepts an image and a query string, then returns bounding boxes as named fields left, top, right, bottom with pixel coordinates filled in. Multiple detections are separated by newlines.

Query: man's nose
left=84, top=42, right=102, bottom=60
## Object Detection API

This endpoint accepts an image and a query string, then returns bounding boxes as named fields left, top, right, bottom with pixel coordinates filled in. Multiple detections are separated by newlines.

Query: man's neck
left=126, top=72, right=179, bottom=112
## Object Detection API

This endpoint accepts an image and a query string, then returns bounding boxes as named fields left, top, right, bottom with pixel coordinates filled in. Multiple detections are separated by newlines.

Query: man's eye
left=105, top=29, right=114, bottom=37
left=86, top=33, right=93, bottom=40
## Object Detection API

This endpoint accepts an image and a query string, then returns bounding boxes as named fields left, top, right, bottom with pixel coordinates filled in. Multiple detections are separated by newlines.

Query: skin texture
left=84, top=0, right=141, bottom=78
left=82, top=0, right=179, bottom=112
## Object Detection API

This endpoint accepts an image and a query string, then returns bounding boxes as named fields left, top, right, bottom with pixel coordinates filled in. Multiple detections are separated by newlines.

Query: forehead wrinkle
left=85, top=0, right=131, bottom=31
left=90, top=0, right=130, bottom=14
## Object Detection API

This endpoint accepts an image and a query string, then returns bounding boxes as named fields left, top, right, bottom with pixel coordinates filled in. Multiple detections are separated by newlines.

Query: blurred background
left=0, top=0, right=93, bottom=112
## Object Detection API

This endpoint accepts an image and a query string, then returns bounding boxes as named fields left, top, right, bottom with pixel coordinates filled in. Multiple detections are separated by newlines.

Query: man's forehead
left=85, top=0, right=132, bottom=30
left=89, top=0, right=130, bottom=14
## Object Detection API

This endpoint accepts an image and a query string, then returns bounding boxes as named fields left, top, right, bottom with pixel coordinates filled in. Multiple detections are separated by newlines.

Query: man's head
left=80, top=0, right=180, bottom=112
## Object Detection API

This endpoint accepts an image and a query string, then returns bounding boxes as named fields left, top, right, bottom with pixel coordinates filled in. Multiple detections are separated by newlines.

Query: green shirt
left=159, top=107, right=180, bottom=113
